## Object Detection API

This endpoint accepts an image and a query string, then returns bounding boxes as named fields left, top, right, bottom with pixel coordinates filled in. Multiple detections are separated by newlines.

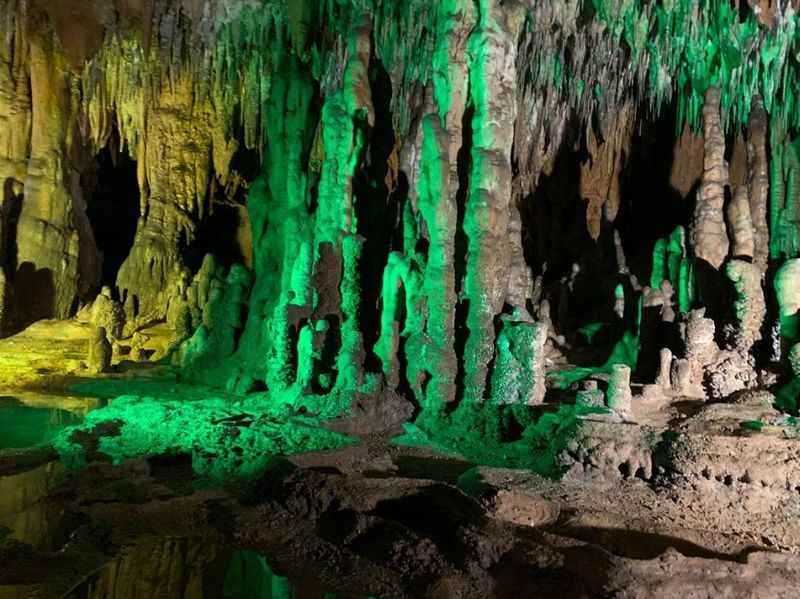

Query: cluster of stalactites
left=514, top=0, right=800, bottom=189
left=4, top=1, right=800, bottom=158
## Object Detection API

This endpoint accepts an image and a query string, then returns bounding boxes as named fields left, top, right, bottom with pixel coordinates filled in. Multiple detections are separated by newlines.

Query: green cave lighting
left=2, top=0, right=794, bottom=480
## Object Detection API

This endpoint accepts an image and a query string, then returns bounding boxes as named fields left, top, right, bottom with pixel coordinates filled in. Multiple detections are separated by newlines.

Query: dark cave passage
left=520, top=119, right=614, bottom=343
left=186, top=144, right=262, bottom=273
left=615, top=104, right=700, bottom=287
left=1, top=178, right=23, bottom=277
left=519, top=104, right=701, bottom=343
left=86, top=142, right=140, bottom=290
left=354, top=54, right=399, bottom=373
left=189, top=202, right=248, bottom=272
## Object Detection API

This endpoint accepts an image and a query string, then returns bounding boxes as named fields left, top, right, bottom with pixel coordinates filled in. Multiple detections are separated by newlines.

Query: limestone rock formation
left=89, top=287, right=125, bottom=341
left=607, top=364, right=633, bottom=421
left=576, top=379, right=604, bottom=408
left=704, top=350, right=758, bottom=401
left=490, top=316, right=547, bottom=406
left=671, top=310, right=719, bottom=398
left=0, top=0, right=797, bottom=425
left=656, top=348, right=673, bottom=389
left=87, top=326, right=112, bottom=374
left=8, top=3, right=800, bottom=596
left=727, top=186, right=755, bottom=259
left=747, top=96, right=770, bottom=271
left=775, top=259, right=800, bottom=341
left=726, top=259, right=766, bottom=350
left=691, top=87, right=730, bottom=270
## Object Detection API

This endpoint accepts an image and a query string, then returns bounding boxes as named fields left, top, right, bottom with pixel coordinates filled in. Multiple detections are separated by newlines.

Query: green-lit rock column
left=461, top=0, right=523, bottom=405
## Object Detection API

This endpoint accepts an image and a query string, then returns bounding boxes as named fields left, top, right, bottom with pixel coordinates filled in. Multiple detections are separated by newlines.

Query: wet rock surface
left=2, top=434, right=800, bottom=599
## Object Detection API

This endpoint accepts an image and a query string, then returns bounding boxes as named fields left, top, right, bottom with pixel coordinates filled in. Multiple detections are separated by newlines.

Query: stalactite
left=774, top=136, right=800, bottom=260
left=770, top=118, right=787, bottom=264
left=7, top=0, right=800, bottom=440
left=747, top=96, right=770, bottom=271
left=650, top=226, right=694, bottom=315
left=580, top=101, right=634, bottom=239
left=375, top=251, right=423, bottom=388
left=691, top=86, right=730, bottom=271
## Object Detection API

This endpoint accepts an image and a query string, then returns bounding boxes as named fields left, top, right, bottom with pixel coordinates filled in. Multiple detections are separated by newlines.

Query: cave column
left=116, top=75, right=234, bottom=325
left=0, top=29, right=29, bottom=335
left=461, top=1, right=523, bottom=403
left=257, top=46, right=316, bottom=394
left=408, top=0, right=476, bottom=414
left=313, top=14, right=375, bottom=394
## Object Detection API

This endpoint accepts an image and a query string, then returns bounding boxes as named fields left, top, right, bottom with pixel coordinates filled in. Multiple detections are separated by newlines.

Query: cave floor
left=1, top=320, right=800, bottom=597
left=2, top=439, right=800, bottom=598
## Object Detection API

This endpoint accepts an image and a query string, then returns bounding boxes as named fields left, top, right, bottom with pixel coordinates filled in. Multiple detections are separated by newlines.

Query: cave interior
left=2, top=0, right=800, bottom=597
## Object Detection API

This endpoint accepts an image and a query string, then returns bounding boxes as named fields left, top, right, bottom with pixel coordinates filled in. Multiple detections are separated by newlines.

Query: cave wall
left=1, top=0, right=800, bottom=427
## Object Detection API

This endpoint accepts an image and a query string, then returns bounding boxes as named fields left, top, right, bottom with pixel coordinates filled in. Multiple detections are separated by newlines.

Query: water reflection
left=0, top=396, right=90, bottom=450
left=0, top=459, right=65, bottom=550
left=223, top=551, right=296, bottom=599
left=0, top=461, right=339, bottom=599
left=0, top=397, right=364, bottom=599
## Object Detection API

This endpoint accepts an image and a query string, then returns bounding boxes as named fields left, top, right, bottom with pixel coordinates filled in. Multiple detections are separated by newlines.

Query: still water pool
left=0, top=396, right=86, bottom=449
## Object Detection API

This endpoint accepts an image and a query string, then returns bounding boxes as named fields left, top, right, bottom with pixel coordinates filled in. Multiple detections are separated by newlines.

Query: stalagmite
left=656, top=348, right=673, bottom=389
left=607, top=364, right=633, bottom=420
left=130, top=331, right=150, bottom=362
left=87, top=326, right=112, bottom=374
left=576, top=379, right=604, bottom=408
left=725, top=259, right=766, bottom=350
left=691, top=87, right=730, bottom=270
left=8, top=4, right=800, bottom=594
left=671, top=309, right=718, bottom=398
left=489, top=316, right=547, bottom=406
left=90, top=286, right=125, bottom=341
